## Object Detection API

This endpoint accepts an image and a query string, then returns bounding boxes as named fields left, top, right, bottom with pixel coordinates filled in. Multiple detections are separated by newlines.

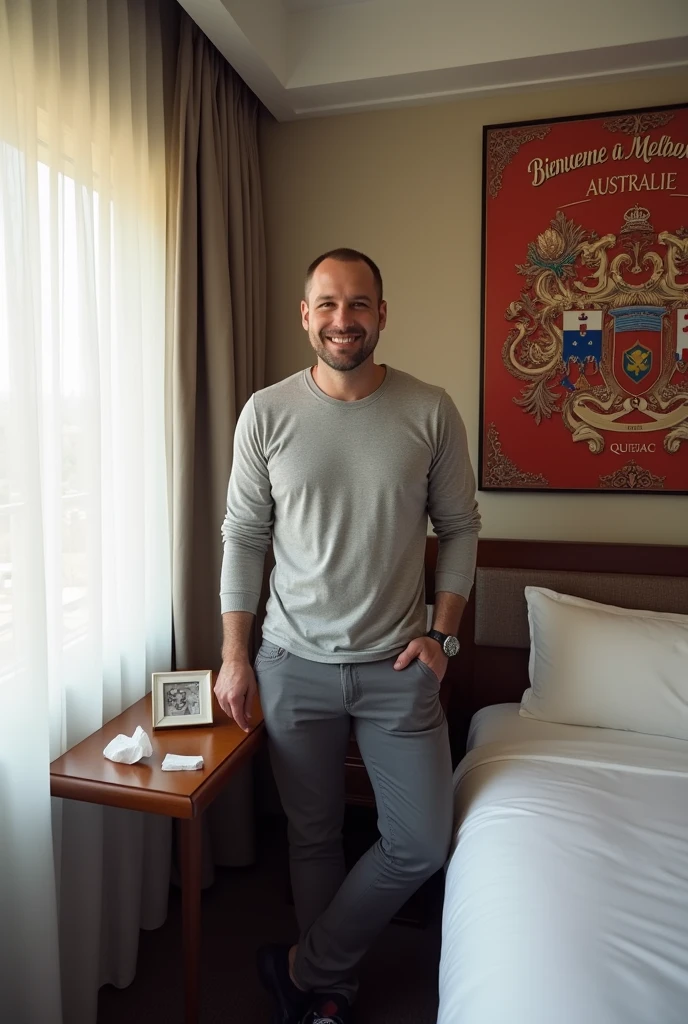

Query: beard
left=309, top=323, right=380, bottom=372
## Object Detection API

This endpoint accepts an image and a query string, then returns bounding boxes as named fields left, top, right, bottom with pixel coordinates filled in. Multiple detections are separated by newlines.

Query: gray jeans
left=254, top=640, right=453, bottom=1001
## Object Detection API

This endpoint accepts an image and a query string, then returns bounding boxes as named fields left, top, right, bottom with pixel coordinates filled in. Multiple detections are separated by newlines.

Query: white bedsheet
left=437, top=703, right=688, bottom=1024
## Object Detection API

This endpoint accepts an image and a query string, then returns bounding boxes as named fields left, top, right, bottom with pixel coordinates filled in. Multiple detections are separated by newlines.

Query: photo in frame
left=480, top=103, right=688, bottom=494
left=151, top=670, right=213, bottom=729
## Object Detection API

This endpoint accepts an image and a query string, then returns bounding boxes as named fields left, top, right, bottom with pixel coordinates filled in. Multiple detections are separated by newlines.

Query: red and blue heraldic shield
left=678, top=309, right=688, bottom=362
left=609, top=306, right=666, bottom=396
left=563, top=310, right=602, bottom=367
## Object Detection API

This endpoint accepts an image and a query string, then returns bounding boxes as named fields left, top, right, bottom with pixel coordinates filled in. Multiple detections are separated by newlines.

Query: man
left=215, top=248, right=480, bottom=1024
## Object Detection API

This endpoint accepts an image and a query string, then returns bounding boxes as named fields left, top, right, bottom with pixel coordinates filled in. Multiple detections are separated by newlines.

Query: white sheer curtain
left=0, top=1, right=172, bottom=1022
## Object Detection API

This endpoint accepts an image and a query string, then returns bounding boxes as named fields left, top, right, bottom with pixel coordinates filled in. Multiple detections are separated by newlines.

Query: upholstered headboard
left=424, top=537, right=688, bottom=761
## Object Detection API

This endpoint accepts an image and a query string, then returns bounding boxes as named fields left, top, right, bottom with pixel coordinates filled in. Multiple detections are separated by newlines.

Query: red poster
left=480, top=104, right=688, bottom=494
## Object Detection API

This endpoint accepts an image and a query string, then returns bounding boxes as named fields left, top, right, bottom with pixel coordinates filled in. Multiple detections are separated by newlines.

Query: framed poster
left=480, top=103, right=688, bottom=494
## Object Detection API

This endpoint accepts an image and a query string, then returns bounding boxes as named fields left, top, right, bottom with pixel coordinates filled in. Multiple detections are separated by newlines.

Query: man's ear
left=301, top=299, right=309, bottom=331
left=379, top=299, right=388, bottom=331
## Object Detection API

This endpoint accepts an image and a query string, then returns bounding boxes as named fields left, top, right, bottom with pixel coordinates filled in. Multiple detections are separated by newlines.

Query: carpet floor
left=97, top=814, right=444, bottom=1024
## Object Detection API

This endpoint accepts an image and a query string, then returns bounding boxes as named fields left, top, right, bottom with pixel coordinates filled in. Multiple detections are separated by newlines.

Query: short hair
left=305, top=248, right=383, bottom=303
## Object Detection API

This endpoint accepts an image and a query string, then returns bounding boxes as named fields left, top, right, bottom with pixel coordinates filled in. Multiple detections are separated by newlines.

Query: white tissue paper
left=103, top=725, right=153, bottom=764
left=161, top=753, right=204, bottom=771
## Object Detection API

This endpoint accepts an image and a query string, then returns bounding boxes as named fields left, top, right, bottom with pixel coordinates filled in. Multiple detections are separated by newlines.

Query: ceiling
left=177, top=0, right=688, bottom=121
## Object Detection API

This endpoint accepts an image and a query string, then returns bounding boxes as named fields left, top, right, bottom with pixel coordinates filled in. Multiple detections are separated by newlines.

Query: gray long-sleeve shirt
left=220, top=365, right=480, bottom=663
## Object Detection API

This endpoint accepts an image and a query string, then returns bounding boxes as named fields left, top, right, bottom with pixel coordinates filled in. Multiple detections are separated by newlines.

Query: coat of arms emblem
left=504, top=204, right=688, bottom=457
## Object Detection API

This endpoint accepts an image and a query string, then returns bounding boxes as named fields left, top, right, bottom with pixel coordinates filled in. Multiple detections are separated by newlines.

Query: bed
left=432, top=539, right=688, bottom=1024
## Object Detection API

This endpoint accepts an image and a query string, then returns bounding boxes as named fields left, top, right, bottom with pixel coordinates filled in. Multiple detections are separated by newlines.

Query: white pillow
left=520, top=586, right=688, bottom=741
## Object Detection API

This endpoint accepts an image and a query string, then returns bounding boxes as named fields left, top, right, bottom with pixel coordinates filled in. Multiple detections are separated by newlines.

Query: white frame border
left=151, top=670, right=214, bottom=729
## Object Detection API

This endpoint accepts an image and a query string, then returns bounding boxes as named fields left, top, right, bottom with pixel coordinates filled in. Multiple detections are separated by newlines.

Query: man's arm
left=427, top=391, right=481, bottom=603
left=393, top=591, right=468, bottom=680
left=394, top=392, right=479, bottom=681
left=431, top=590, right=467, bottom=638
left=221, top=609, right=255, bottom=664
left=215, top=397, right=273, bottom=730
left=215, top=610, right=256, bottom=731
left=219, top=396, right=273, bottom=617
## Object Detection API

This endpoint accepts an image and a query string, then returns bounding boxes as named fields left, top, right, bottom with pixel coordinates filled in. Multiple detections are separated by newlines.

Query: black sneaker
left=257, top=944, right=311, bottom=1024
left=301, top=993, right=352, bottom=1024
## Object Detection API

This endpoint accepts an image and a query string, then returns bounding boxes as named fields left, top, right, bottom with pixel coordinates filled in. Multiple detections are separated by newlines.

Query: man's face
left=301, top=258, right=387, bottom=372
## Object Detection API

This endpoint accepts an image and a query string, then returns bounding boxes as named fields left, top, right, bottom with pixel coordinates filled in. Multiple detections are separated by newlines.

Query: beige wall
left=259, top=73, right=688, bottom=545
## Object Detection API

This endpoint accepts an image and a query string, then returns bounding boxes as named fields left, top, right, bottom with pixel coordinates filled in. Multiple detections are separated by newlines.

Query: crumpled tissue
left=103, top=725, right=153, bottom=764
left=161, top=753, right=204, bottom=771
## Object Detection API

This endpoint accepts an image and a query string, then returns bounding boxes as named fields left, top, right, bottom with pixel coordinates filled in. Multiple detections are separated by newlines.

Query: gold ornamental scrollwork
left=487, top=125, right=552, bottom=199
left=599, top=459, right=665, bottom=490
left=501, top=206, right=688, bottom=455
left=483, top=423, right=549, bottom=488
left=603, top=111, right=674, bottom=136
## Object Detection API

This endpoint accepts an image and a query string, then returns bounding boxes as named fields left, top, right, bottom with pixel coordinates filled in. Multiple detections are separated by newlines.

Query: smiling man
left=216, top=248, right=480, bottom=1024
left=305, top=255, right=384, bottom=377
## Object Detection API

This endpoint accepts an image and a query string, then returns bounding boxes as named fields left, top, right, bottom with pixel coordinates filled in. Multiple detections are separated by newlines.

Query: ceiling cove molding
left=288, top=41, right=688, bottom=119
left=177, top=1, right=688, bottom=121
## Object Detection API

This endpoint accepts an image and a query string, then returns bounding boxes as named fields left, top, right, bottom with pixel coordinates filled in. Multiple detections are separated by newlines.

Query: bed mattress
left=437, top=703, right=688, bottom=1024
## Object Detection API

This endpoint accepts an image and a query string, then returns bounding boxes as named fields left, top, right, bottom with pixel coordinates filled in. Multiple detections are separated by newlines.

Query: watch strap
left=426, top=629, right=460, bottom=657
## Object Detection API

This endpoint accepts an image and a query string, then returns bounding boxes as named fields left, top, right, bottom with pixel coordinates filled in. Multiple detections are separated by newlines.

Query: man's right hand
left=214, top=659, right=257, bottom=732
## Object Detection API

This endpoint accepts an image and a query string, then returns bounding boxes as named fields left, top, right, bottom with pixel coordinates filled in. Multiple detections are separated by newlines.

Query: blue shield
left=622, top=343, right=652, bottom=383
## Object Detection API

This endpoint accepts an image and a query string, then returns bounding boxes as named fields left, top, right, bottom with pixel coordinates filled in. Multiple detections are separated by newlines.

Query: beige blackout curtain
left=166, top=14, right=267, bottom=867
left=167, top=14, right=266, bottom=671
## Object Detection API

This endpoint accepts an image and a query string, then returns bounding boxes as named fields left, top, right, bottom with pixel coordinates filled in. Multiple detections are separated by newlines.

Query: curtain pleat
left=166, top=12, right=267, bottom=869
left=168, top=15, right=266, bottom=671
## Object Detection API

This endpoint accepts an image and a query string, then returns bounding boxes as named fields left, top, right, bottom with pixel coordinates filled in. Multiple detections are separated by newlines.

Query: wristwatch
left=427, top=629, right=460, bottom=658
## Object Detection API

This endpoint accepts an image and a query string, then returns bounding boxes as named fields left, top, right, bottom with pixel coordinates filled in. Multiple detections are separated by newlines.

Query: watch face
left=443, top=636, right=460, bottom=657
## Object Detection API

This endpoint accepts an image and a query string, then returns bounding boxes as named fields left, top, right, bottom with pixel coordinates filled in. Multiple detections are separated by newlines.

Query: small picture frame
left=151, top=670, right=214, bottom=729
